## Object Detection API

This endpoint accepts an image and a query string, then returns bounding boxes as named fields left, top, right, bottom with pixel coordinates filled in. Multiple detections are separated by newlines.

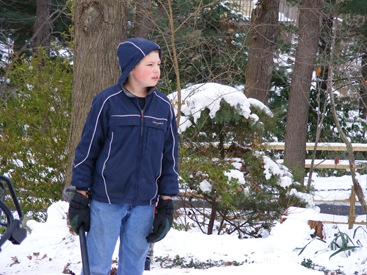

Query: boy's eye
left=147, top=63, right=161, bottom=67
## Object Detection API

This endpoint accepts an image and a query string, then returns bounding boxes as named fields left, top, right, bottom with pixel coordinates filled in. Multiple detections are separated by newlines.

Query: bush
left=0, top=50, right=72, bottom=220
left=170, top=83, right=307, bottom=237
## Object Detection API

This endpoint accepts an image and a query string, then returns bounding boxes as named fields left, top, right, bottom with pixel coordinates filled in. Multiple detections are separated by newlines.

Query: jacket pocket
left=110, top=114, right=140, bottom=129
left=144, top=117, right=167, bottom=151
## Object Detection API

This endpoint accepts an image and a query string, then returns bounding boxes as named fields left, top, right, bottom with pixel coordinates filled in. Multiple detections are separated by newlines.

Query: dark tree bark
left=244, top=0, right=280, bottom=104
left=65, top=0, right=129, bottom=187
left=32, top=0, right=51, bottom=54
left=317, top=0, right=333, bottom=93
left=284, top=0, right=322, bottom=183
left=360, top=53, right=367, bottom=119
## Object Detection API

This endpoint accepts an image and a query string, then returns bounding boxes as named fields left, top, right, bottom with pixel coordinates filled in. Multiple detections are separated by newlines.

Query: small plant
left=301, top=258, right=313, bottom=268
left=297, top=237, right=326, bottom=256
left=328, top=228, right=359, bottom=259
left=300, top=258, right=345, bottom=274
left=353, top=225, right=367, bottom=239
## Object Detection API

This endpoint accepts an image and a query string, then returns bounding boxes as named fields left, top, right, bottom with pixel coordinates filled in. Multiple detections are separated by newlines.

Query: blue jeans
left=82, top=200, right=155, bottom=275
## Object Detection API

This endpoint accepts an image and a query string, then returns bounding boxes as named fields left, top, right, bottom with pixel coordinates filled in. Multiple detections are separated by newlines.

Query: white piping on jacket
left=74, top=90, right=123, bottom=168
left=102, top=132, right=114, bottom=204
left=151, top=152, right=164, bottom=205
left=143, top=115, right=167, bottom=121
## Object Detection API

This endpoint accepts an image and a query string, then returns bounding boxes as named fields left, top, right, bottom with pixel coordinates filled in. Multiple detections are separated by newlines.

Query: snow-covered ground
left=1, top=174, right=366, bottom=275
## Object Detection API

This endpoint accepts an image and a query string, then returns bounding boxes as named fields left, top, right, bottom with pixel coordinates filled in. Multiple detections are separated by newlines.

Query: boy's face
left=129, top=51, right=161, bottom=88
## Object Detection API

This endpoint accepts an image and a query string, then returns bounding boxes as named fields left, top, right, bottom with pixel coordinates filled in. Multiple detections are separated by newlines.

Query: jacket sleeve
left=158, top=105, right=179, bottom=196
left=71, top=95, right=109, bottom=190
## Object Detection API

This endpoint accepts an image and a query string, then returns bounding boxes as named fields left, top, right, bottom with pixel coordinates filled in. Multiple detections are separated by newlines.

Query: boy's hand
left=146, top=199, right=174, bottom=243
left=68, top=191, right=90, bottom=234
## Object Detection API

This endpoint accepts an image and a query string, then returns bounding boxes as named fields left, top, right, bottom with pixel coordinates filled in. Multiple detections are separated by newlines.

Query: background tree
left=0, top=0, right=71, bottom=55
left=32, top=0, right=51, bottom=54
left=284, top=0, right=322, bottom=183
left=65, top=0, right=129, bottom=186
left=244, top=0, right=280, bottom=104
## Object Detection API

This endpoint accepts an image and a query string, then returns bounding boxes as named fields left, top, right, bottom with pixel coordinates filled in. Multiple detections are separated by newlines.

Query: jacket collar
left=122, top=86, right=155, bottom=98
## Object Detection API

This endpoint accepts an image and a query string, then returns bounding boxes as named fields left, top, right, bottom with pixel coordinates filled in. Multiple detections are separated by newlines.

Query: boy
left=68, top=38, right=179, bottom=275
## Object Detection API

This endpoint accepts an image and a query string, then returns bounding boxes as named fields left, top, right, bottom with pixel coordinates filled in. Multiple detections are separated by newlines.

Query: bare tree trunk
left=360, top=52, right=367, bottom=119
left=244, top=0, right=280, bottom=104
left=65, top=0, right=129, bottom=187
left=207, top=200, right=218, bottom=235
left=284, top=0, right=322, bottom=183
left=32, top=0, right=51, bottom=54
left=317, top=0, right=333, bottom=93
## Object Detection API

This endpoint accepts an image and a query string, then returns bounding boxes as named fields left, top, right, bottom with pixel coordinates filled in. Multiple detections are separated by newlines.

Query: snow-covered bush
left=169, top=83, right=307, bottom=237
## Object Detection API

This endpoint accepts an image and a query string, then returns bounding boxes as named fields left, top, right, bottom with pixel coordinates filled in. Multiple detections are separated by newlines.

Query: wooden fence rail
left=261, top=142, right=367, bottom=169
left=261, top=142, right=367, bottom=228
left=261, top=142, right=367, bottom=151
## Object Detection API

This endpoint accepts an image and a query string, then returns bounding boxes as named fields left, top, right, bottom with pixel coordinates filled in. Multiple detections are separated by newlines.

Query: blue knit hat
left=117, top=38, right=161, bottom=86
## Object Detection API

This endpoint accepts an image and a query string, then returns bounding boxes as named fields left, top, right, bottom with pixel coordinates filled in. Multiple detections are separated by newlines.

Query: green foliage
left=340, top=0, right=367, bottom=15
left=0, top=50, right=72, bottom=220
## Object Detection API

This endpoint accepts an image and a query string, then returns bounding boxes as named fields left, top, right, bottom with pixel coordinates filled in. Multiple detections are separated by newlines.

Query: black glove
left=68, top=191, right=90, bottom=234
left=146, top=199, right=174, bottom=243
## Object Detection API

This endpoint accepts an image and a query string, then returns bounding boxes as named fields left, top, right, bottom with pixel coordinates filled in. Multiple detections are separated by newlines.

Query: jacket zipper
left=135, top=97, right=147, bottom=204
left=140, top=109, right=144, bottom=136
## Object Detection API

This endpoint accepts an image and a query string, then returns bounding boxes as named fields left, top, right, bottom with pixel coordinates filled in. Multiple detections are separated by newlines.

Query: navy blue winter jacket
left=71, top=38, right=179, bottom=205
